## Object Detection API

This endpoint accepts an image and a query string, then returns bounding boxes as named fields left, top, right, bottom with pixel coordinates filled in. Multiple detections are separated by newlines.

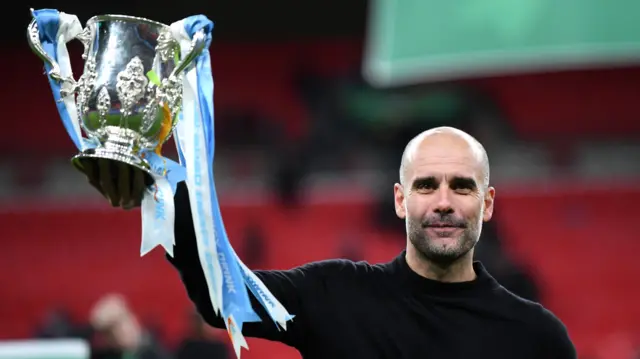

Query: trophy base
left=72, top=149, right=155, bottom=188
left=71, top=127, right=155, bottom=187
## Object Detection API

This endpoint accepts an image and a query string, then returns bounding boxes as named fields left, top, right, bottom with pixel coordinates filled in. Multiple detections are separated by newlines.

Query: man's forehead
left=408, top=159, right=481, bottom=183
left=410, top=140, right=483, bottom=168
left=401, top=129, right=488, bottom=184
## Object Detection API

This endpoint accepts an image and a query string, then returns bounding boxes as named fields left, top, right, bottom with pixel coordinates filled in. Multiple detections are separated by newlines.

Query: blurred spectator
left=337, top=229, right=364, bottom=262
left=595, top=332, right=639, bottom=359
left=34, top=308, right=87, bottom=339
left=89, top=294, right=170, bottom=359
left=217, top=108, right=285, bottom=151
left=175, top=310, right=229, bottom=359
left=273, top=146, right=306, bottom=208
left=241, top=222, right=267, bottom=268
left=475, top=221, right=540, bottom=303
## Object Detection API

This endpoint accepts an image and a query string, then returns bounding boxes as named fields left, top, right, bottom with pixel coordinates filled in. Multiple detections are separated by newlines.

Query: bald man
left=89, top=126, right=576, bottom=359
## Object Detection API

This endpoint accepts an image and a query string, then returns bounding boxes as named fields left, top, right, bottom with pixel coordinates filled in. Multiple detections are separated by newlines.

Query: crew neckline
left=389, top=250, right=498, bottom=295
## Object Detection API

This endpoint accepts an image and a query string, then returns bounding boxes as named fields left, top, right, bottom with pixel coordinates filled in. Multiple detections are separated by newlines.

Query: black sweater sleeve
left=537, top=307, right=577, bottom=359
left=166, top=182, right=339, bottom=349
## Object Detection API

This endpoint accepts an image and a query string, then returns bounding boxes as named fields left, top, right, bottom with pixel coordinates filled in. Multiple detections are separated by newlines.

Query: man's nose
left=433, top=188, right=454, bottom=214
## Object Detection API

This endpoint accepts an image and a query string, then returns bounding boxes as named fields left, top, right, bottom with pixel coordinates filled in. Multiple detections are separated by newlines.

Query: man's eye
left=416, top=183, right=435, bottom=190
left=454, top=188, right=472, bottom=194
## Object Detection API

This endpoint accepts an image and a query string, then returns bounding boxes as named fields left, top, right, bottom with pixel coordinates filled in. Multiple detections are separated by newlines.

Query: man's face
left=394, top=135, right=495, bottom=265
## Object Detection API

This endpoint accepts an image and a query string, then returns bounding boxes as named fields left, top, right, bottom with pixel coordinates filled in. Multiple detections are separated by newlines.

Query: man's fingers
left=99, top=159, right=119, bottom=207
left=131, top=168, right=146, bottom=208
left=77, top=157, right=150, bottom=209
left=118, top=162, right=132, bottom=207
left=121, top=167, right=147, bottom=210
left=81, top=159, right=107, bottom=198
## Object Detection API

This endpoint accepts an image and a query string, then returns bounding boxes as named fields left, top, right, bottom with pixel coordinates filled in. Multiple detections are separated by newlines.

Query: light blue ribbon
left=142, top=150, right=186, bottom=194
left=32, top=9, right=94, bottom=151
left=181, top=15, right=261, bottom=331
left=176, top=19, right=294, bottom=347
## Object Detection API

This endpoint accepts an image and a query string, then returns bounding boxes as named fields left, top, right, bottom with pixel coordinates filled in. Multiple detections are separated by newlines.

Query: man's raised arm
left=166, top=182, right=330, bottom=348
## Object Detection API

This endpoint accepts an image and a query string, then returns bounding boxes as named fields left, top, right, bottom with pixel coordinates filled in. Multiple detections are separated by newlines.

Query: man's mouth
left=424, top=225, right=465, bottom=237
left=424, top=223, right=465, bottom=229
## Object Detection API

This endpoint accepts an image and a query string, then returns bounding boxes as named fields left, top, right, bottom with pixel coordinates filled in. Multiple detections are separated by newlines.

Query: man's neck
left=405, top=245, right=476, bottom=283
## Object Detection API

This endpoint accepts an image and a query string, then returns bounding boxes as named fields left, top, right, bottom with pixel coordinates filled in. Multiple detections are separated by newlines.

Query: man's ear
left=483, top=186, right=496, bottom=222
left=394, top=183, right=406, bottom=219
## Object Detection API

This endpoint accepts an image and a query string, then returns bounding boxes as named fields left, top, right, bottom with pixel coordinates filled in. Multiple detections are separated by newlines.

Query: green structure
left=364, top=0, right=640, bottom=87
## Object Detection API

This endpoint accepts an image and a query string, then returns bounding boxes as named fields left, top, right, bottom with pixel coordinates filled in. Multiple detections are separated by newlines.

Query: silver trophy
left=27, top=12, right=206, bottom=179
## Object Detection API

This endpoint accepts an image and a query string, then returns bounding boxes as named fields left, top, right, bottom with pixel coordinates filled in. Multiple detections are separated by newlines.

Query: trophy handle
left=27, top=16, right=65, bottom=82
left=75, top=26, right=93, bottom=60
left=170, top=29, right=207, bottom=78
left=27, top=9, right=93, bottom=97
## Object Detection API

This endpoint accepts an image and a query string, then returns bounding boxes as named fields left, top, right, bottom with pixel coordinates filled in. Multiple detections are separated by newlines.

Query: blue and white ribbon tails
left=32, top=9, right=89, bottom=151
left=169, top=15, right=294, bottom=358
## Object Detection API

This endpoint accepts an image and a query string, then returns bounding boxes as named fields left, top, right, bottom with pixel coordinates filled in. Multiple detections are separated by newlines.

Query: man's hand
left=77, top=158, right=150, bottom=210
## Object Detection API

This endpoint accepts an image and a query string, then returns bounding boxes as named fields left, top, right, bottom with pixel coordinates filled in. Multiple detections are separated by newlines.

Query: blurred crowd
left=34, top=295, right=230, bottom=359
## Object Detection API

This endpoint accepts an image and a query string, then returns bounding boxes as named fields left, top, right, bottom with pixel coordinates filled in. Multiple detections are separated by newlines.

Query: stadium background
left=1, top=1, right=640, bottom=358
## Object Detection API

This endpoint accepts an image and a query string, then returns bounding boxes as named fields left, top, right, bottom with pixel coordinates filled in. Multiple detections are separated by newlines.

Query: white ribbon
left=140, top=174, right=176, bottom=257
left=55, top=13, right=86, bottom=151
left=237, top=258, right=294, bottom=330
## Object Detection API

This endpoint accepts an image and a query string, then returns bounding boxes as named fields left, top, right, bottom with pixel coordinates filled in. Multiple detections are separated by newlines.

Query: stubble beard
left=407, top=216, right=482, bottom=267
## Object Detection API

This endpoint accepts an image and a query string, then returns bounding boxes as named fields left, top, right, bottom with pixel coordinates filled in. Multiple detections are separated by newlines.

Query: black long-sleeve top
left=167, top=182, right=577, bottom=359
